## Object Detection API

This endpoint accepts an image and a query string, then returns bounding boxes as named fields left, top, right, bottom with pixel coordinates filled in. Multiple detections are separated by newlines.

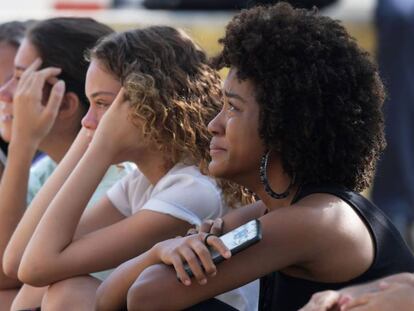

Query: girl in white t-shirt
left=16, top=26, right=257, bottom=310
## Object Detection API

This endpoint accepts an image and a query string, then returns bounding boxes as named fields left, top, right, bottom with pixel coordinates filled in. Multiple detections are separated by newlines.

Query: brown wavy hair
left=89, top=26, right=252, bottom=206
left=213, top=3, right=386, bottom=192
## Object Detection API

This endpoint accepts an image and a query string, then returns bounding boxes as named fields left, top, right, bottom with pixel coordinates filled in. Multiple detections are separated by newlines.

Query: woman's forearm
left=0, top=141, right=36, bottom=284
left=96, top=248, right=160, bottom=311
left=3, top=129, right=90, bottom=278
left=17, top=141, right=112, bottom=285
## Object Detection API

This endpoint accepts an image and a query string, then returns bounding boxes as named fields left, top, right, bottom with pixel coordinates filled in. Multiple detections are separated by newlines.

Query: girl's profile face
left=0, top=39, right=40, bottom=142
left=208, top=68, right=265, bottom=187
left=83, top=58, right=121, bottom=138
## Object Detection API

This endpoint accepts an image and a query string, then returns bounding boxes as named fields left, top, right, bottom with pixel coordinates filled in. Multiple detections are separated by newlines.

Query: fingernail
left=200, top=279, right=207, bottom=285
left=225, top=251, right=231, bottom=258
left=184, top=280, right=191, bottom=286
left=211, top=271, right=217, bottom=277
left=55, top=81, right=65, bottom=92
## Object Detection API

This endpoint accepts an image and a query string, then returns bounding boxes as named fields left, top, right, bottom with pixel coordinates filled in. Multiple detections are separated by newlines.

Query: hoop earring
left=259, top=150, right=295, bottom=199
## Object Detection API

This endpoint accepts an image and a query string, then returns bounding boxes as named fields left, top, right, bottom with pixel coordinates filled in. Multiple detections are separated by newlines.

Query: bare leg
left=0, top=288, right=19, bottom=311
left=11, top=284, right=47, bottom=311
left=42, top=276, right=101, bottom=311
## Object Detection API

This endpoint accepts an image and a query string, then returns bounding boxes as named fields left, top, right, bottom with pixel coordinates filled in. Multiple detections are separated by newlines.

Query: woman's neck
left=132, top=148, right=173, bottom=185
left=247, top=154, right=299, bottom=211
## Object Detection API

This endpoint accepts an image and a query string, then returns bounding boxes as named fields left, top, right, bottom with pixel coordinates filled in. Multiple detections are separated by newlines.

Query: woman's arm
left=125, top=198, right=374, bottom=311
left=95, top=200, right=266, bottom=311
left=95, top=249, right=160, bottom=311
left=17, top=91, right=193, bottom=287
left=3, top=127, right=91, bottom=278
left=0, top=60, right=64, bottom=286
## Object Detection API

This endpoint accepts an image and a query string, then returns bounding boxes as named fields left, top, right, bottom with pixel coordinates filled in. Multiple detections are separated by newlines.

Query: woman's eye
left=228, top=101, right=238, bottom=112
left=96, top=101, right=110, bottom=108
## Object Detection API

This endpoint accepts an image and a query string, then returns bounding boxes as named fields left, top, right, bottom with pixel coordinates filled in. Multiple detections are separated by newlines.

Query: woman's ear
left=57, top=92, right=82, bottom=119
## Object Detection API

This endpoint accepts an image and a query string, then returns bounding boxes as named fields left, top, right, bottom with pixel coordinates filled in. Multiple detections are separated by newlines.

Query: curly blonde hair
left=89, top=26, right=253, bottom=207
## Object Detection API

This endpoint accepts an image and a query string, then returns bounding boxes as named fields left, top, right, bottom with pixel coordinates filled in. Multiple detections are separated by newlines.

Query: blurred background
left=0, top=0, right=376, bottom=56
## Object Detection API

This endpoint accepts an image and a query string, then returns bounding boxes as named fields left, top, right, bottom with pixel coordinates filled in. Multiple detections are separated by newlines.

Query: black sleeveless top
left=259, top=185, right=414, bottom=311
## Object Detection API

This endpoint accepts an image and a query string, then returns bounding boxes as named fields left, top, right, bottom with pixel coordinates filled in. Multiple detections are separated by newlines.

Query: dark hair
left=89, top=26, right=252, bottom=206
left=0, top=21, right=32, bottom=47
left=213, top=3, right=386, bottom=192
left=27, top=17, right=113, bottom=110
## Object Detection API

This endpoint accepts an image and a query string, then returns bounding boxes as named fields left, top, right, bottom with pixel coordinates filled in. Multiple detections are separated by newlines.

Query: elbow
left=95, top=283, right=125, bottom=311
left=127, top=283, right=158, bottom=311
left=2, top=253, right=19, bottom=280
left=126, top=265, right=174, bottom=311
left=17, top=257, right=53, bottom=287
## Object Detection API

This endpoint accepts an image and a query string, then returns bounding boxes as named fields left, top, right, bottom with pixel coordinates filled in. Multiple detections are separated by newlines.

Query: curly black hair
left=212, top=2, right=386, bottom=192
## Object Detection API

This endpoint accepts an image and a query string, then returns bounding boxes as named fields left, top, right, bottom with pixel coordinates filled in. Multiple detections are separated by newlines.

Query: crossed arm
left=0, top=61, right=64, bottom=288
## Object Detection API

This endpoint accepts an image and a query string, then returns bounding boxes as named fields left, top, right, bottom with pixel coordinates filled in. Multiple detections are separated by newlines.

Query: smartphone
left=184, top=219, right=262, bottom=277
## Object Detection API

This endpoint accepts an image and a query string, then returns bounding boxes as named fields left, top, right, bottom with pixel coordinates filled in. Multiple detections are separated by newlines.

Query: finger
left=190, top=240, right=217, bottom=276
left=205, top=235, right=231, bottom=259
left=341, top=293, right=372, bottom=310
left=43, top=80, right=65, bottom=120
left=46, top=76, right=59, bottom=86
left=170, top=254, right=191, bottom=286
left=20, top=58, right=42, bottom=81
left=210, top=218, right=224, bottom=235
left=199, top=220, right=214, bottom=233
left=36, top=67, right=62, bottom=80
left=30, top=68, right=62, bottom=90
left=112, top=87, right=126, bottom=107
left=300, top=290, right=341, bottom=311
left=378, top=281, right=391, bottom=290
left=180, top=247, right=207, bottom=285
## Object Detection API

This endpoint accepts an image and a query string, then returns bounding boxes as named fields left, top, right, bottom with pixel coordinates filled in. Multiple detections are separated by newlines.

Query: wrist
left=88, top=138, right=119, bottom=164
left=149, top=243, right=163, bottom=264
left=8, top=139, right=38, bottom=160
left=83, top=143, right=114, bottom=168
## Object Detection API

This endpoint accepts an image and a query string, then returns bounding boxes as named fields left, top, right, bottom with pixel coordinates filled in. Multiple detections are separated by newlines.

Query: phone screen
left=211, top=219, right=261, bottom=258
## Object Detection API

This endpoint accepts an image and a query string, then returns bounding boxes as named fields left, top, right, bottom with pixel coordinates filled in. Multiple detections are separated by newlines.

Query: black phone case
left=184, top=219, right=262, bottom=278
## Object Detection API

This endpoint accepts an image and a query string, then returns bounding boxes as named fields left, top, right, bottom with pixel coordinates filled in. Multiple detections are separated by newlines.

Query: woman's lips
left=210, top=144, right=226, bottom=155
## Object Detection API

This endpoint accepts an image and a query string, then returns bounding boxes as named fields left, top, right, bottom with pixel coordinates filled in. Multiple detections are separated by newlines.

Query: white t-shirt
left=107, top=162, right=226, bottom=226
left=107, top=162, right=259, bottom=311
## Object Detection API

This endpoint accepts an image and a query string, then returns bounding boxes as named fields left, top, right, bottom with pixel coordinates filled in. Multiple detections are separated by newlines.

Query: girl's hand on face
left=89, top=88, right=143, bottom=163
left=153, top=232, right=231, bottom=287
left=12, top=58, right=64, bottom=147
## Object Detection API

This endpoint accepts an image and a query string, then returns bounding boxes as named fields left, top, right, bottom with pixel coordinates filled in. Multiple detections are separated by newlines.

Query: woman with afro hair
left=95, top=3, right=414, bottom=311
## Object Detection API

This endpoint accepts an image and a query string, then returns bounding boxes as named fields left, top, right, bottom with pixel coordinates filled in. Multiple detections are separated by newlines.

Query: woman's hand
left=89, top=88, right=146, bottom=164
left=12, top=58, right=64, bottom=147
left=153, top=232, right=231, bottom=286
left=300, top=273, right=414, bottom=311
left=186, top=218, right=224, bottom=236
left=341, top=282, right=414, bottom=311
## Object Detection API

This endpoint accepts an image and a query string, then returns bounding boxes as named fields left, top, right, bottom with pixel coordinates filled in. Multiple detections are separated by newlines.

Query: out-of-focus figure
left=372, top=0, right=414, bottom=247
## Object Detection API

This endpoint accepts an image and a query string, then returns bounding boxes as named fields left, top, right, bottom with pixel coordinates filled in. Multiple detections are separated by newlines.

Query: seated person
left=0, top=17, right=132, bottom=310
left=13, top=26, right=257, bottom=311
left=95, top=3, right=414, bottom=311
